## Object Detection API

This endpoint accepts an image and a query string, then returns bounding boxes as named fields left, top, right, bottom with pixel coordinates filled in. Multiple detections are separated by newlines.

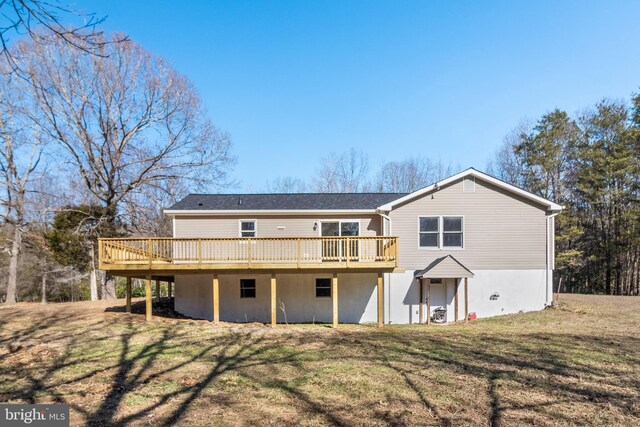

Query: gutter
left=164, top=209, right=379, bottom=216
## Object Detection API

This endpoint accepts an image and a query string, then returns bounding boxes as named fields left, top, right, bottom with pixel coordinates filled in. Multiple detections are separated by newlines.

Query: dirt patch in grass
left=1, top=294, right=639, bottom=426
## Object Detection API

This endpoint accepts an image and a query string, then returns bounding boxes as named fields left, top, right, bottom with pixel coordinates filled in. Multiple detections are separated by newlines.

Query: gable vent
left=463, top=177, right=475, bottom=193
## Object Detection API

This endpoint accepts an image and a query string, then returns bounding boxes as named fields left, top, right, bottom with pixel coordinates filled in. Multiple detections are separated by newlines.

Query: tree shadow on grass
left=1, top=302, right=639, bottom=426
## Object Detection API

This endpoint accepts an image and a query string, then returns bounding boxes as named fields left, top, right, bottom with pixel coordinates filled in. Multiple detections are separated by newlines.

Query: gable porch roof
left=414, top=255, right=474, bottom=279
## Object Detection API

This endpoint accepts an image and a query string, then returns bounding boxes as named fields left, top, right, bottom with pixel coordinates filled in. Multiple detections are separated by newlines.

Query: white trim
left=165, top=209, right=378, bottom=216
left=417, top=215, right=465, bottom=251
left=377, top=168, right=563, bottom=212
left=172, top=217, right=176, bottom=238
left=238, top=219, right=257, bottom=237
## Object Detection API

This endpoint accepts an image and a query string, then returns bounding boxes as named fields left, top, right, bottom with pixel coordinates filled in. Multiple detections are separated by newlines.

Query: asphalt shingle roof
left=167, top=193, right=408, bottom=211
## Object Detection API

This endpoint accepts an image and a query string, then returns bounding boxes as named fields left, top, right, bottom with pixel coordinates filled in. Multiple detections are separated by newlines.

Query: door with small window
left=320, top=221, right=359, bottom=261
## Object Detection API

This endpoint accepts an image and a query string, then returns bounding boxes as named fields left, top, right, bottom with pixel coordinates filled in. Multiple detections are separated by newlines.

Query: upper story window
left=419, top=217, right=439, bottom=248
left=419, top=216, right=464, bottom=249
left=443, top=217, right=463, bottom=247
left=239, top=220, right=256, bottom=237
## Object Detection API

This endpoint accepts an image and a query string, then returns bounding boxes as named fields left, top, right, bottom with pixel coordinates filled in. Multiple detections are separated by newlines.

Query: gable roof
left=414, top=255, right=474, bottom=279
left=165, top=168, right=563, bottom=215
left=376, top=168, right=563, bottom=212
left=165, top=193, right=407, bottom=214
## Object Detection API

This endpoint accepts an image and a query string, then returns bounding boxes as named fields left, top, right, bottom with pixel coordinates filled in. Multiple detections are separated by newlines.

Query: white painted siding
left=175, top=273, right=379, bottom=324
left=386, top=269, right=547, bottom=324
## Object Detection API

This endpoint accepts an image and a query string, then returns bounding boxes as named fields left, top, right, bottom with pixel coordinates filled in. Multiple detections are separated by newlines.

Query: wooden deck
left=98, top=236, right=399, bottom=274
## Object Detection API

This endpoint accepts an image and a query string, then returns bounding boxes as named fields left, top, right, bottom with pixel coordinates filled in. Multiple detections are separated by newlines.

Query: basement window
left=316, top=278, right=331, bottom=298
left=240, top=279, right=256, bottom=298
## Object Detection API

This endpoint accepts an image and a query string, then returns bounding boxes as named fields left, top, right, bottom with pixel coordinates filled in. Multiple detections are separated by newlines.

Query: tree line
left=487, top=97, right=640, bottom=296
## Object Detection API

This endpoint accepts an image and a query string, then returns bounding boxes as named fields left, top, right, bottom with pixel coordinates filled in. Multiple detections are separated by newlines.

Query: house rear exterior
left=98, top=168, right=562, bottom=325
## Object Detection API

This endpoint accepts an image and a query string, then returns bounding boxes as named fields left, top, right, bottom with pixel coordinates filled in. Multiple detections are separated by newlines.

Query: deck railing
left=98, top=236, right=398, bottom=269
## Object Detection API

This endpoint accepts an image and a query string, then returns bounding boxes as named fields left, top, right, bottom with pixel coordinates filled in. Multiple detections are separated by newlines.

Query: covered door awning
left=415, top=255, right=473, bottom=325
left=414, top=255, right=474, bottom=279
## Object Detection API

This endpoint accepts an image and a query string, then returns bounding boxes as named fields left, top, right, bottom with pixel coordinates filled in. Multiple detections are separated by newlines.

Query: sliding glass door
left=321, top=221, right=359, bottom=261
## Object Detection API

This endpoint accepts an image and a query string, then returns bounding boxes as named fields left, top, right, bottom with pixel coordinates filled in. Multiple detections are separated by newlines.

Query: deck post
left=377, top=273, right=384, bottom=327
left=271, top=273, right=277, bottom=327
left=454, top=279, right=459, bottom=322
left=464, top=277, right=469, bottom=322
left=332, top=273, right=338, bottom=328
left=419, top=278, right=424, bottom=324
left=126, top=277, right=132, bottom=313
left=145, top=275, right=152, bottom=321
left=155, top=279, right=161, bottom=302
left=168, top=281, right=172, bottom=298
left=212, top=274, right=219, bottom=323
left=426, top=279, right=431, bottom=325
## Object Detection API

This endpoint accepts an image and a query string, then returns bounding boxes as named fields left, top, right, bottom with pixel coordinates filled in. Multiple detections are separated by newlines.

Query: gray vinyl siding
left=174, top=214, right=382, bottom=238
left=422, top=258, right=473, bottom=278
left=390, top=178, right=549, bottom=270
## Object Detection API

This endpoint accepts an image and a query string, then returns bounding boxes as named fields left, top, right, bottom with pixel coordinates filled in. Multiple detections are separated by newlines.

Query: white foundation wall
left=174, top=273, right=379, bottom=324
left=386, top=269, right=549, bottom=324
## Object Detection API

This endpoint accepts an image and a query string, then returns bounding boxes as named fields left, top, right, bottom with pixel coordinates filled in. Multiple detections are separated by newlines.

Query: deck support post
left=377, top=273, right=384, bottom=327
left=212, top=274, right=219, bottom=323
left=419, top=278, right=424, bottom=324
left=145, top=275, right=152, bottom=321
left=454, top=279, right=459, bottom=322
left=464, top=277, right=469, bottom=322
left=126, top=277, right=132, bottom=313
left=427, top=279, right=431, bottom=325
left=271, top=273, right=277, bottom=327
left=168, top=281, right=172, bottom=298
left=332, top=273, right=338, bottom=328
left=155, top=279, right=161, bottom=302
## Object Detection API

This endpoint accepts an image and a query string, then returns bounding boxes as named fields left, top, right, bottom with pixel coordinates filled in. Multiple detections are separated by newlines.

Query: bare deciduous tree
left=373, top=157, right=455, bottom=193
left=13, top=34, right=235, bottom=299
left=0, top=0, right=125, bottom=72
left=313, top=148, right=369, bottom=193
left=0, top=72, right=45, bottom=304
left=264, top=176, right=307, bottom=193
left=486, top=121, right=531, bottom=187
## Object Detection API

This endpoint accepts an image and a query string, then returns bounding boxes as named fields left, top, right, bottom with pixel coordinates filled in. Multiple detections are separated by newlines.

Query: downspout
left=545, top=211, right=560, bottom=306
left=377, top=210, right=392, bottom=324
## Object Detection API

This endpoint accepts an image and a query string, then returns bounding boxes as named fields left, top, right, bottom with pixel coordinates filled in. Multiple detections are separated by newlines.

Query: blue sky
left=87, top=0, right=640, bottom=192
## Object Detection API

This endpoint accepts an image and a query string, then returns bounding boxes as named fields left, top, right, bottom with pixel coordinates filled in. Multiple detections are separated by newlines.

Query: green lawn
left=1, top=294, right=638, bottom=426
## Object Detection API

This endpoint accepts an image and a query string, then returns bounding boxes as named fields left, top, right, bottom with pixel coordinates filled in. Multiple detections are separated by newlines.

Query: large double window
left=419, top=216, right=463, bottom=249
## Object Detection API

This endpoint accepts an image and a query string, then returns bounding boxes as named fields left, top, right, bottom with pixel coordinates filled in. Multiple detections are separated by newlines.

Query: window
left=240, top=279, right=256, bottom=298
left=443, top=217, right=463, bottom=248
left=315, top=278, right=331, bottom=297
left=240, top=220, right=256, bottom=237
left=419, top=217, right=439, bottom=248
left=419, top=216, right=464, bottom=249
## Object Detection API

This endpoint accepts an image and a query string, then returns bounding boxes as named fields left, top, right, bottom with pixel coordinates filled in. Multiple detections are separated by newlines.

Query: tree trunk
left=41, top=274, right=47, bottom=304
left=104, top=272, right=117, bottom=300
left=89, top=245, right=98, bottom=301
left=5, top=224, right=21, bottom=305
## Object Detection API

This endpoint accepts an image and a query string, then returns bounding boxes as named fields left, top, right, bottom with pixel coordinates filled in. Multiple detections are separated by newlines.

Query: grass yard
left=0, top=294, right=639, bottom=426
